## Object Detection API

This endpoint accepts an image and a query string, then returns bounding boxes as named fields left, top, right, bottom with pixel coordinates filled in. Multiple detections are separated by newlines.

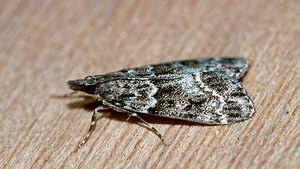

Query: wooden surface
left=0, top=0, right=299, bottom=168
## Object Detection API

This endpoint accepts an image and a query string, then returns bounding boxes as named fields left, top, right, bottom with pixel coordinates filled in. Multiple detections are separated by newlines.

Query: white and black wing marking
left=103, top=57, right=249, bottom=80
left=68, top=57, right=255, bottom=150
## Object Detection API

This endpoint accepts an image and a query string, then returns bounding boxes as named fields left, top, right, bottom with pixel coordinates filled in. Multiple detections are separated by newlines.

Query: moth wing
left=99, top=71, right=255, bottom=124
left=115, top=57, right=249, bottom=80
left=89, top=58, right=249, bottom=84
left=185, top=57, right=250, bottom=80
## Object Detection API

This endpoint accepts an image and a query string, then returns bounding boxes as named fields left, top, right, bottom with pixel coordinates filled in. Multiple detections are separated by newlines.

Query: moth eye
left=83, top=76, right=95, bottom=85
left=84, top=84, right=96, bottom=94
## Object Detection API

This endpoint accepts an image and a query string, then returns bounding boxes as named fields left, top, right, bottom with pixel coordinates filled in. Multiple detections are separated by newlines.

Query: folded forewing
left=99, top=71, right=255, bottom=124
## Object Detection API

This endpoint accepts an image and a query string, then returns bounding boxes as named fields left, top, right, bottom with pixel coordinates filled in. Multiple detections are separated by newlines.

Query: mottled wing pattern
left=97, top=71, right=254, bottom=124
left=69, top=58, right=254, bottom=124
left=68, top=58, right=255, bottom=151
left=84, top=58, right=249, bottom=84
left=116, top=57, right=249, bottom=80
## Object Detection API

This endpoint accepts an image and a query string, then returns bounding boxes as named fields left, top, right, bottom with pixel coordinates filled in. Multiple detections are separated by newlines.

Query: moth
left=68, top=57, right=255, bottom=151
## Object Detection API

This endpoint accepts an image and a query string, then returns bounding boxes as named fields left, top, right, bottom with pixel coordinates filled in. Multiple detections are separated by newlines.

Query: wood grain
left=0, top=0, right=299, bottom=168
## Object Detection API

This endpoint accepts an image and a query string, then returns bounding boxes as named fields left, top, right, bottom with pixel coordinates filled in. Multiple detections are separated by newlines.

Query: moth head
left=67, top=76, right=96, bottom=94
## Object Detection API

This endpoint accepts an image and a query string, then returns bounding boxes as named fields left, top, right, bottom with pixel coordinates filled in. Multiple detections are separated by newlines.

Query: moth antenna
left=50, top=91, right=78, bottom=98
left=62, top=91, right=78, bottom=97
left=135, top=114, right=166, bottom=145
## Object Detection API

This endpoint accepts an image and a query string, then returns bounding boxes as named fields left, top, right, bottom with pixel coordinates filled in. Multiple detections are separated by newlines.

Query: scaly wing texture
left=119, top=57, right=249, bottom=80
left=86, top=58, right=249, bottom=84
left=97, top=71, right=255, bottom=124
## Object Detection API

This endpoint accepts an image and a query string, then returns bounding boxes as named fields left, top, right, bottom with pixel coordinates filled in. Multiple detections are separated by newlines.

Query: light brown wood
left=0, top=0, right=299, bottom=168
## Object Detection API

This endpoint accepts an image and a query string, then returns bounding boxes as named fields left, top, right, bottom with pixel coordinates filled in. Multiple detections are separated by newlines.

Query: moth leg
left=73, top=103, right=110, bottom=152
left=134, top=114, right=166, bottom=145
left=102, top=100, right=166, bottom=145
left=126, top=113, right=137, bottom=121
